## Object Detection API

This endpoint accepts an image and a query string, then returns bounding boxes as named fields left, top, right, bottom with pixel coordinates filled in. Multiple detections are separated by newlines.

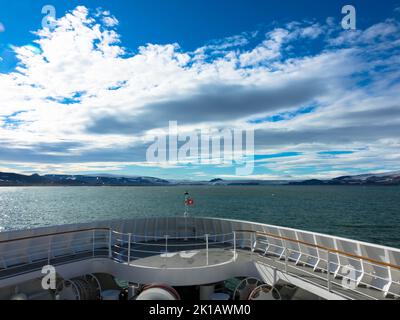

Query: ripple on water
left=0, top=186, right=399, bottom=248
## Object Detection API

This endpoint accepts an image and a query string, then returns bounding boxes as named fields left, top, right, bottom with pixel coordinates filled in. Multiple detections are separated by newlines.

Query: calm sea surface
left=0, top=186, right=399, bottom=248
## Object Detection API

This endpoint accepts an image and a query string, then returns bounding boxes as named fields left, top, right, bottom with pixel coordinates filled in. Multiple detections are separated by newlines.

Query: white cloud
left=0, top=6, right=399, bottom=178
left=286, top=21, right=326, bottom=40
left=329, top=19, right=400, bottom=46
left=239, top=28, right=289, bottom=66
left=102, top=15, right=119, bottom=27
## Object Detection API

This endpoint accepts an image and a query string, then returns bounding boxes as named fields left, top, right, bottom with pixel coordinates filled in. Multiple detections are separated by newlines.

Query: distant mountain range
left=0, top=172, right=170, bottom=186
left=289, top=171, right=400, bottom=186
left=0, top=171, right=399, bottom=186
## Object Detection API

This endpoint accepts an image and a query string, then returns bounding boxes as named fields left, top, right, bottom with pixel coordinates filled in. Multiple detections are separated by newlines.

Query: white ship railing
left=0, top=228, right=236, bottom=278
left=235, top=230, right=400, bottom=299
left=0, top=217, right=399, bottom=300
left=0, top=228, right=109, bottom=279
left=109, top=230, right=236, bottom=269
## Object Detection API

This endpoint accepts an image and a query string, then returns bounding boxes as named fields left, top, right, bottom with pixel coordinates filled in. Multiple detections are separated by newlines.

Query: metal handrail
left=0, top=235, right=102, bottom=253
left=1, top=227, right=399, bottom=298
left=236, top=230, right=400, bottom=271
left=126, top=241, right=209, bottom=247
left=2, top=229, right=236, bottom=267
left=252, top=241, right=400, bottom=299
left=236, top=235, right=400, bottom=296
left=0, top=228, right=110, bottom=244
left=113, top=231, right=233, bottom=240
left=261, top=243, right=395, bottom=285
left=2, top=227, right=398, bottom=270
left=255, top=259, right=381, bottom=300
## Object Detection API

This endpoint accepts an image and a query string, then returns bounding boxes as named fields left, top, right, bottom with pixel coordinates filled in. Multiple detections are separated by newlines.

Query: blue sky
left=1, top=0, right=398, bottom=65
left=0, top=1, right=400, bottom=180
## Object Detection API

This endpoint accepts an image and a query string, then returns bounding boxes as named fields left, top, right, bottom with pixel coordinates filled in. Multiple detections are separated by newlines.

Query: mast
left=184, top=191, right=190, bottom=217
left=184, top=192, right=194, bottom=240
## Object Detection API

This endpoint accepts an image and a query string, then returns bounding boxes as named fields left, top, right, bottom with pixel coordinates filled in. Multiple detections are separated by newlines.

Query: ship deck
left=0, top=240, right=396, bottom=300
left=1, top=217, right=399, bottom=300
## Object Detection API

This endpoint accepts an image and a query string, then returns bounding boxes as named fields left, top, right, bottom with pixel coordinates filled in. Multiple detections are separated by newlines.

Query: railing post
left=47, top=237, right=51, bottom=265
left=205, top=234, right=209, bottom=266
left=285, top=246, right=288, bottom=273
left=127, top=233, right=132, bottom=265
left=327, top=250, right=332, bottom=292
left=233, top=231, right=237, bottom=261
left=108, top=229, right=112, bottom=259
left=184, top=216, right=188, bottom=241
left=92, top=230, right=95, bottom=257
left=165, top=235, right=169, bottom=269
left=250, top=233, right=254, bottom=257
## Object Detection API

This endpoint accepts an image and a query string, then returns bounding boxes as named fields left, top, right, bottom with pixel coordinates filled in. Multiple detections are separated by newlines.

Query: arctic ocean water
left=0, top=186, right=399, bottom=248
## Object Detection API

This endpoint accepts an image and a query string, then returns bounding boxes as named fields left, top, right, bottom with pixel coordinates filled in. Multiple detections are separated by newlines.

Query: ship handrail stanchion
left=184, top=216, right=188, bottom=241
left=92, top=230, right=95, bottom=257
left=108, top=229, right=112, bottom=259
left=233, top=231, right=237, bottom=261
left=165, top=235, right=169, bottom=269
left=47, top=237, right=51, bottom=265
left=205, top=234, right=209, bottom=266
left=327, top=249, right=332, bottom=292
left=250, top=233, right=254, bottom=258
left=285, top=245, right=289, bottom=274
left=127, top=233, right=132, bottom=266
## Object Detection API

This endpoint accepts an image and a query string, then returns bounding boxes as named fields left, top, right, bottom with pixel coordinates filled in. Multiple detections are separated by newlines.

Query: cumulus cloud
left=0, top=6, right=399, bottom=178
left=239, top=28, right=289, bottom=66
left=102, top=15, right=119, bottom=27
left=329, top=19, right=400, bottom=47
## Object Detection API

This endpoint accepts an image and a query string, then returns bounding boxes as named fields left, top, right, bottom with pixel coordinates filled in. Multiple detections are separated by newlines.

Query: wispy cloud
left=0, top=6, right=399, bottom=178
